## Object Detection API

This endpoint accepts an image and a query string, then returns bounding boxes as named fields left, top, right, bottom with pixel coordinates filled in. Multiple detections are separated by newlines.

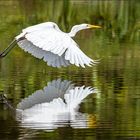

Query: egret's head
left=69, top=23, right=101, bottom=37
left=77, top=23, right=102, bottom=30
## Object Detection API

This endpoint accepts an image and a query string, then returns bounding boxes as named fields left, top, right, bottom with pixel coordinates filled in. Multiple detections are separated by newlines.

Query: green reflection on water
left=0, top=0, right=140, bottom=140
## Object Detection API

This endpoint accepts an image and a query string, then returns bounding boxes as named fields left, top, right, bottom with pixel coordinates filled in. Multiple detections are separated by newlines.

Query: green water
left=0, top=0, right=140, bottom=140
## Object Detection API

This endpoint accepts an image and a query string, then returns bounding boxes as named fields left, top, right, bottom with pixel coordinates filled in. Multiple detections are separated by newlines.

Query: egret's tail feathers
left=65, top=45, right=96, bottom=68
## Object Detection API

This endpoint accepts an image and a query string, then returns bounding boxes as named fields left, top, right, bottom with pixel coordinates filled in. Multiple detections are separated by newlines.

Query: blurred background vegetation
left=0, top=0, right=139, bottom=42
left=0, top=1, right=140, bottom=139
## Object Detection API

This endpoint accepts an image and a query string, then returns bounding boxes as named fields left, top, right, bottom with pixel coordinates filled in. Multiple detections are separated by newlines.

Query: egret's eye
left=53, top=25, right=55, bottom=28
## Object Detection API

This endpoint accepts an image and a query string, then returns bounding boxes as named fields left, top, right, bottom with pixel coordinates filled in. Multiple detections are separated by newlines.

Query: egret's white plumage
left=16, top=22, right=101, bottom=68
left=17, top=79, right=74, bottom=110
left=15, top=79, right=97, bottom=130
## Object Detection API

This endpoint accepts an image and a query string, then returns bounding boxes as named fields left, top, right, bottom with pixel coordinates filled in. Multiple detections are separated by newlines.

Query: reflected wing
left=17, top=79, right=74, bottom=110
left=42, top=98, right=67, bottom=113
left=64, top=86, right=96, bottom=109
left=17, top=28, right=95, bottom=67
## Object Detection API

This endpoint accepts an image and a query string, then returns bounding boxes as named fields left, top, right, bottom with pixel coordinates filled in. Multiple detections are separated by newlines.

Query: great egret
left=0, top=79, right=97, bottom=130
left=0, top=22, right=101, bottom=68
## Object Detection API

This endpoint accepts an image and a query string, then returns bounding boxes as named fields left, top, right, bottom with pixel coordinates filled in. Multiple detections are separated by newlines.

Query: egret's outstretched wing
left=17, top=39, right=70, bottom=67
left=17, top=28, right=95, bottom=67
left=17, top=79, right=74, bottom=110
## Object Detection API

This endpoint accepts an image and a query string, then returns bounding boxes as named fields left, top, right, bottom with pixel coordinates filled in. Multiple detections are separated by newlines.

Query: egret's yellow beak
left=88, top=24, right=102, bottom=29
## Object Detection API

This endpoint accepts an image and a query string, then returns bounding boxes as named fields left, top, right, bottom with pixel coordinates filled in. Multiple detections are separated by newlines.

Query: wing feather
left=17, top=39, right=70, bottom=67
left=64, top=86, right=95, bottom=109
left=17, top=79, right=74, bottom=110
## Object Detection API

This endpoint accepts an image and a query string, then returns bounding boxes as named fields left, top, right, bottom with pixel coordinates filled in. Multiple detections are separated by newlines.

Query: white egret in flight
left=0, top=22, right=101, bottom=68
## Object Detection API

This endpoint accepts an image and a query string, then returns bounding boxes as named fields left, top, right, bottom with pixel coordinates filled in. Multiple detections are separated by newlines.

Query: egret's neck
left=68, top=25, right=86, bottom=37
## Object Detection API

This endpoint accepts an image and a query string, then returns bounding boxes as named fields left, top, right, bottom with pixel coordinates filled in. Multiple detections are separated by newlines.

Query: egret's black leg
left=0, top=39, right=17, bottom=58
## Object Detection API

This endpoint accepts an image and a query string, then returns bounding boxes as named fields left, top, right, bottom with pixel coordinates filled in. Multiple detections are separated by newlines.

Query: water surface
left=0, top=1, right=140, bottom=140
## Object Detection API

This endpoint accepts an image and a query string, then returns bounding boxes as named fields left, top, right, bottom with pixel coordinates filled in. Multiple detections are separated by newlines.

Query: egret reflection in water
left=1, top=79, right=98, bottom=130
